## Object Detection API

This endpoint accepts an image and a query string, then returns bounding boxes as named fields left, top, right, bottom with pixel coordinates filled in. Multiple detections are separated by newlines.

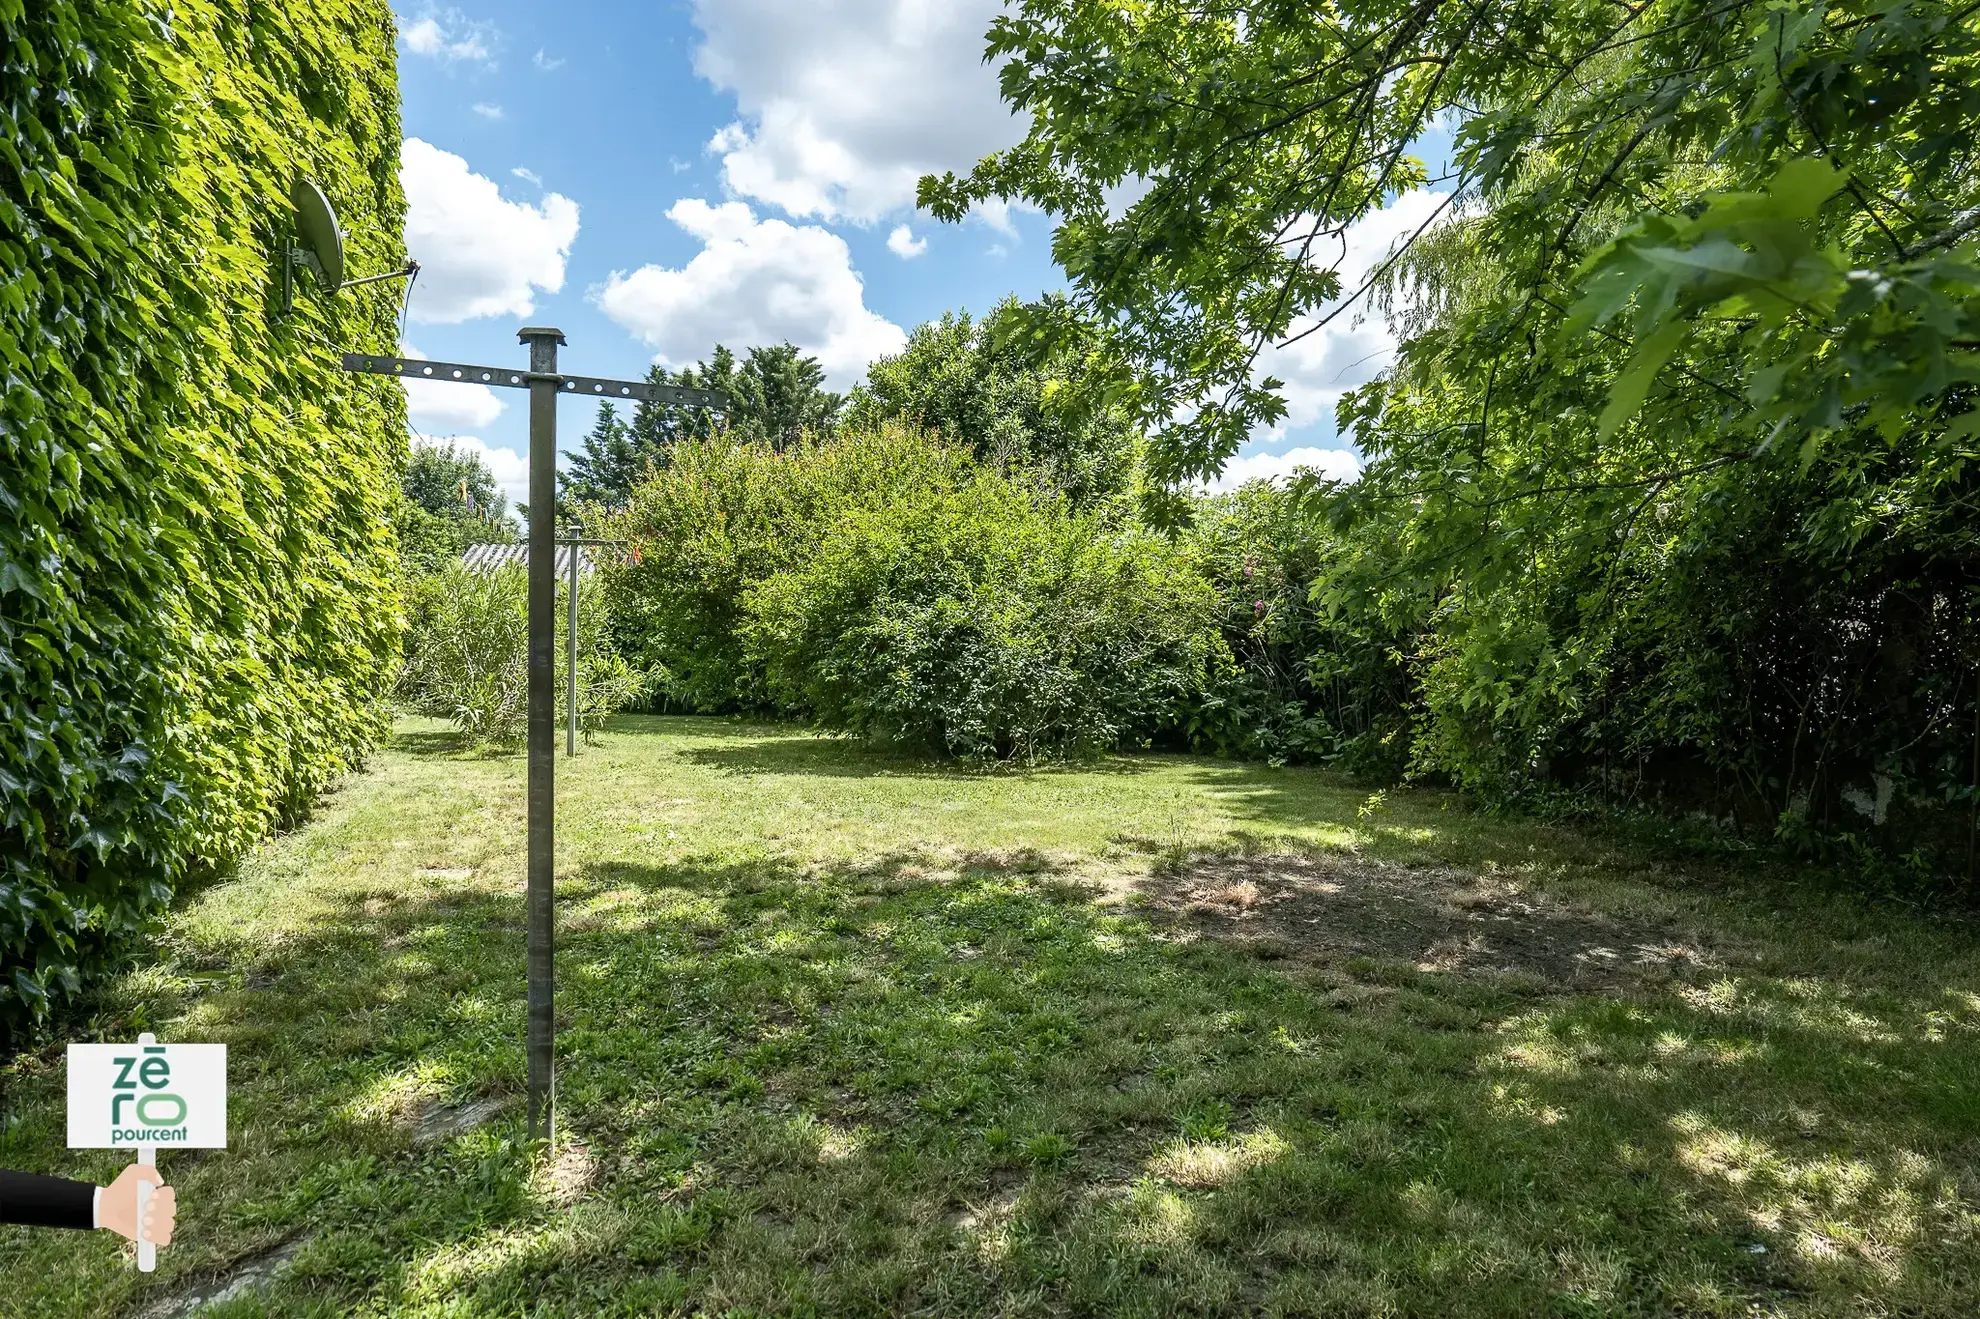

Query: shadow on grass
left=389, top=728, right=468, bottom=756
left=677, top=735, right=986, bottom=782
left=10, top=844, right=1971, bottom=1318
left=1129, top=851, right=1718, bottom=989
left=386, top=727, right=522, bottom=761
left=657, top=722, right=1458, bottom=855
left=672, top=734, right=1170, bottom=784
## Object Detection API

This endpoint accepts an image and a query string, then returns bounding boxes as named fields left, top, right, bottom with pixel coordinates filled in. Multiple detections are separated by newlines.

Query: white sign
left=67, top=1039, right=227, bottom=1150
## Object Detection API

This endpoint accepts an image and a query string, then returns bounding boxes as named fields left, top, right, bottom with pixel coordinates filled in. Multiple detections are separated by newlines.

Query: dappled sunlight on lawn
left=4, top=717, right=1976, bottom=1316
left=1115, top=1180, right=1200, bottom=1248
left=337, top=1059, right=465, bottom=1131
left=1146, top=1127, right=1291, bottom=1189
left=1668, top=1109, right=1971, bottom=1286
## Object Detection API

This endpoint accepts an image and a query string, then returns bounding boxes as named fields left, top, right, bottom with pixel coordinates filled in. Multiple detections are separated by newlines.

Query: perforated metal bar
left=339, top=353, right=728, bottom=410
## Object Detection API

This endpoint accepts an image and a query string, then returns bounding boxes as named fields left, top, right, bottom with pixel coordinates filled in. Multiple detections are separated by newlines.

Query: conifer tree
left=561, top=344, right=846, bottom=512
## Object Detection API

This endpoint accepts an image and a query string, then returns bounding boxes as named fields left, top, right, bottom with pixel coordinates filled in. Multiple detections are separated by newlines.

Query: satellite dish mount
left=283, top=176, right=419, bottom=315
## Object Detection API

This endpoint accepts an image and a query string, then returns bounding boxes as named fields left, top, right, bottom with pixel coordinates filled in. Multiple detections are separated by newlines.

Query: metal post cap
left=517, top=326, right=568, bottom=345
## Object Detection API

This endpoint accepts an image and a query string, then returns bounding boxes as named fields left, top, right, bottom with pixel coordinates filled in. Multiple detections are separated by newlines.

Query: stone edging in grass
left=134, top=1238, right=307, bottom=1319
left=132, top=1097, right=510, bottom=1317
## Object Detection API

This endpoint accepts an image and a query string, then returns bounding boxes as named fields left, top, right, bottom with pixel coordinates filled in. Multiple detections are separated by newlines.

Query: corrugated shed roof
left=460, top=543, right=597, bottom=575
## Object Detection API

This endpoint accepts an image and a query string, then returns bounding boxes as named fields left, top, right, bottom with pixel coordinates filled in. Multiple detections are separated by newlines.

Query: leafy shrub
left=844, top=297, right=1141, bottom=507
left=2, top=0, right=404, bottom=1036
left=402, top=563, right=648, bottom=746
left=602, top=425, right=1228, bottom=760
left=596, top=425, right=972, bottom=711
left=1181, top=482, right=1416, bottom=771
left=569, top=651, right=650, bottom=743
left=744, top=472, right=1225, bottom=761
left=1401, top=449, right=1980, bottom=853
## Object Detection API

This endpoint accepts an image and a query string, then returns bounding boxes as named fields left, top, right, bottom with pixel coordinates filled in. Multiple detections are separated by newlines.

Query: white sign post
left=68, top=1032, right=226, bottom=1271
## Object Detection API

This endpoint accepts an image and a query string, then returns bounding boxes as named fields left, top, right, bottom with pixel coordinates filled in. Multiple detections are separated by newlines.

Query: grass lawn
left=3, top=716, right=1977, bottom=1317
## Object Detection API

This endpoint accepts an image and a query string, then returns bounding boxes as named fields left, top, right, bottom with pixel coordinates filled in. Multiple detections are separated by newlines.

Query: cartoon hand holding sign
left=63, top=1032, right=226, bottom=1270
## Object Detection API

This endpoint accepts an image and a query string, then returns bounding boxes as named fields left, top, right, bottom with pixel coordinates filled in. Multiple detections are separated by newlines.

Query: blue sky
left=390, top=2, right=1405, bottom=509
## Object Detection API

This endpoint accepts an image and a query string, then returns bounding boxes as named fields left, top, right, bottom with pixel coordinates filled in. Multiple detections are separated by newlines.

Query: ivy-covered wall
left=1, top=0, right=407, bottom=1036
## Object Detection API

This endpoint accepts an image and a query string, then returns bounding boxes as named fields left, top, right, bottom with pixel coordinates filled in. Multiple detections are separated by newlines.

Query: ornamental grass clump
left=401, top=563, right=650, bottom=747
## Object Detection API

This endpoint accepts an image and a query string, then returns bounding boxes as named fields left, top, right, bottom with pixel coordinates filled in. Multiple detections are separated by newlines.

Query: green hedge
left=599, top=427, right=1228, bottom=761
left=747, top=473, right=1223, bottom=761
left=598, top=426, right=976, bottom=711
left=1, top=0, right=407, bottom=1036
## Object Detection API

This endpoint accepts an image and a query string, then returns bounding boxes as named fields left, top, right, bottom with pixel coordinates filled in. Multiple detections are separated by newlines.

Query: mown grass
left=2, top=716, right=1976, bottom=1317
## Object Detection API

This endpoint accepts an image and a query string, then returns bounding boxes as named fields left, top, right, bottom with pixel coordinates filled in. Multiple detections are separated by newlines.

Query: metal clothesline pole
left=520, top=326, right=562, bottom=1148
left=566, top=541, right=579, bottom=758
left=340, top=334, right=725, bottom=1147
left=553, top=536, right=623, bottom=759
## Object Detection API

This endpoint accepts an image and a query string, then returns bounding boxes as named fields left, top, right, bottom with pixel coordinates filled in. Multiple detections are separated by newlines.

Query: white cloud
left=400, top=340, right=506, bottom=432
left=886, top=225, right=927, bottom=259
left=401, top=138, right=580, bottom=324
left=472, top=102, right=504, bottom=120
left=595, top=199, right=906, bottom=389
left=417, top=434, right=529, bottom=516
left=511, top=167, right=540, bottom=186
left=398, top=9, right=498, bottom=66
left=973, top=198, right=1020, bottom=238
left=1255, top=189, right=1451, bottom=438
left=1103, top=174, right=1156, bottom=221
left=689, top=0, right=1021, bottom=223
left=533, top=49, right=564, bottom=71
left=1206, top=446, right=1364, bottom=492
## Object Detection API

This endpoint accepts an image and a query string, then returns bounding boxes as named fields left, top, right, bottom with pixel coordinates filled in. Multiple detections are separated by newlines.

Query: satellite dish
left=290, top=176, right=345, bottom=290
left=278, top=173, right=416, bottom=316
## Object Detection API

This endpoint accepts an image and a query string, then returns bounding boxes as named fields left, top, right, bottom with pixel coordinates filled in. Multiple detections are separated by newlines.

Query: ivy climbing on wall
left=0, top=0, right=409, bottom=1036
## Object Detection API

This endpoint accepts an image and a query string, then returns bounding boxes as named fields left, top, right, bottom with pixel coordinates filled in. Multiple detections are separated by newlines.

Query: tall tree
left=562, top=402, right=642, bottom=512
left=399, top=439, right=514, bottom=574
left=923, top=1, right=1980, bottom=864
left=922, top=0, right=1980, bottom=495
left=560, top=344, right=845, bottom=512
left=845, top=295, right=1139, bottom=505
left=404, top=439, right=507, bottom=526
left=725, top=344, right=844, bottom=449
